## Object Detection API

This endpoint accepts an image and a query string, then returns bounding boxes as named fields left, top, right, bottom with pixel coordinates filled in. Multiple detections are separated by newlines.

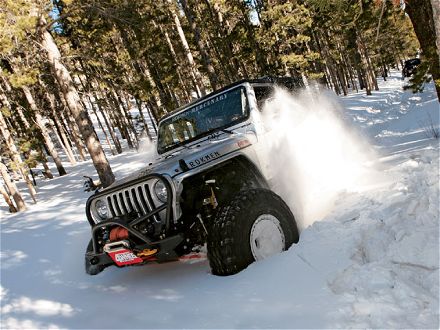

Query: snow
left=259, top=87, right=380, bottom=229
left=1, top=73, right=439, bottom=329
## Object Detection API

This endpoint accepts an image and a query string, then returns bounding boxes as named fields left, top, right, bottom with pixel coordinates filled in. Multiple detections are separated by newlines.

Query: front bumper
left=85, top=234, right=184, bottom=275
left=84, top=174, right=183, bottom=275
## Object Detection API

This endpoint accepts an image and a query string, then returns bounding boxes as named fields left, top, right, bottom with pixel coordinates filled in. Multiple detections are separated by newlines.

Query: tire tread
left=208, top=189, right=298, bottom=276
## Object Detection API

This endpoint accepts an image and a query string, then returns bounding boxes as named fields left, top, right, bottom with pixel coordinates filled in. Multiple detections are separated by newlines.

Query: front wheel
left=207, top=189, right=299, bottom=276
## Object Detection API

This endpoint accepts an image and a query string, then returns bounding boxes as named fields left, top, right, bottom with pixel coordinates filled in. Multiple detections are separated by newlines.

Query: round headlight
left=154, top=180, right=168, bottom=203
left=95, top=199, right=109, bottom=219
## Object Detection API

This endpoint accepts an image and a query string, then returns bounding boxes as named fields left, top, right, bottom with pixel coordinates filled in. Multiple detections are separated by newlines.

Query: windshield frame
left=157, top=84, right=250, bottom=154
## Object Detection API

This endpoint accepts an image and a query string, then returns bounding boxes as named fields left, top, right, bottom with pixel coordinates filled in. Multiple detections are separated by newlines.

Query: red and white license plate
left=108, top=248, right=143, bottom=266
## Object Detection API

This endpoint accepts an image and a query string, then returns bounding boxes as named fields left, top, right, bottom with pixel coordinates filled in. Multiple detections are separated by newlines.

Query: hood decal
left=187, top=151, right=221, bottom=168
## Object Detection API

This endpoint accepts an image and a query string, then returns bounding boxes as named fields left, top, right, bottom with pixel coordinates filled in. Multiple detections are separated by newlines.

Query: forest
left=0, top=0, right=438, bottom=213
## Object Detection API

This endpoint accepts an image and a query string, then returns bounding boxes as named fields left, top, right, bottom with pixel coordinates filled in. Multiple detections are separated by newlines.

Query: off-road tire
left=207, top=188, right=299, bottom=276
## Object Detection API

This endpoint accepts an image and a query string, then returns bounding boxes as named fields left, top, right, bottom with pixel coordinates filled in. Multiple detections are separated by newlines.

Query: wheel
left=207, top=188, right=299, bottom=276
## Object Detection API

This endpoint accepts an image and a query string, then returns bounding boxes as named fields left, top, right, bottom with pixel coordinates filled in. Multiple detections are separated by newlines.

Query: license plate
left=108, top=248, right=143, bottom=266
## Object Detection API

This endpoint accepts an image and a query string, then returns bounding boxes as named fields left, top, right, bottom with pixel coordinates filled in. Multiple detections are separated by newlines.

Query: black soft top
left=404, top=58, right=421, bottom=66
left=159, top=76, right=304, bottom=122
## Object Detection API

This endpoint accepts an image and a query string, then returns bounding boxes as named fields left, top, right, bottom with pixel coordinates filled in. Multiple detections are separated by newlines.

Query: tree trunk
left=346, top=56, right=359, bottom=93
left=316, top=31, right=342, bottom=94
left=0, top=108, right=37, bottom=203
left=21, top=86, right=67, bottom=176
left=94, top=90, right=122, bottom=154
left=59, top=107, right=87, bottom=161
left=116, top=30, right=168, bottom=117
left=334, top=39, right=352, bottom=91
left=146, top=102, right=159, bottom=134
left=51, top=109, right=77, bottom=165
left=41, top=82, right=77, bottom=165
left=38, top=17, right=115, bottom=187
left=114, top=89, right=138, bottom=148
left=87, top=94, right=116, bottom=156
left=0, top=184, right=17, bottom=213
left=236, top=1, right=268, bottom=74
left=105, top=91, right=129, bottom=143
left=405, top=0, right=440, bottom=100
left=363, top=44, right=379, bottom=91
left=76, top=63, right=115, bottom=155
left=0, top=81, right=31, bottom=130
left=159, top=23, right=192, bottom=102
left=210, top=1, right=240, bottom=81
left=141, top=62, right=167, bottom=118
left=55, top=87, right=87, bottom=161
left=0, top=161, right=26, bottom=212
left=45, top=118, right=69, bottom=174
left=356, top=33, right=374, bottom=95
left=40, top=156, right=54, bottom=179
left=180, top=0, right=219, bottom=90
left=135, top=99, right=151, bottom=140
left=431, top=0, right=440, bottom=57
left=355, top=27, right=379, bottom=91
left=167, top=1, right=207, bottom=96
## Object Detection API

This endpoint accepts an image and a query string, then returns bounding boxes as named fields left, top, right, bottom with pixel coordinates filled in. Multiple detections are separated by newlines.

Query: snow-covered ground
left=1, top=73, right=439, bottom=329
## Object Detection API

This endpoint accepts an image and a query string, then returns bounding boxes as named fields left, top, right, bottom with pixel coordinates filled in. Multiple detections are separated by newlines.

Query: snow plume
left=259, top=87, right=378, bottom=230
left=136, top=137, right=158, bottom=162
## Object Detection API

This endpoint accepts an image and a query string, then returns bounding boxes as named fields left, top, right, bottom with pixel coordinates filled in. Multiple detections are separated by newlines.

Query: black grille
left=102, top=182, right=159, bottom=222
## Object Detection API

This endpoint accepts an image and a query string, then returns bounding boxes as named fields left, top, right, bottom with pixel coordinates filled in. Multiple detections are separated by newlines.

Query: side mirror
left=83, top=176, right=102, bottom=192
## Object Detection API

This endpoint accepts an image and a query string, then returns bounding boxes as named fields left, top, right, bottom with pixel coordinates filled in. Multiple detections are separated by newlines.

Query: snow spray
left=136, top=137, right=159, bottom=162
left=258, top=87, right=378, bottom=230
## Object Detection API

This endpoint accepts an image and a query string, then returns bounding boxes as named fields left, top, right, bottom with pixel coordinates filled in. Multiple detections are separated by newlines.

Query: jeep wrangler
left=84, top=77, right=302, bottom=276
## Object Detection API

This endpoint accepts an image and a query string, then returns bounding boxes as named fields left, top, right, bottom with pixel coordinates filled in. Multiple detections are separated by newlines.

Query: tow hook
left=104, top=240, right=143, bottom=266
left=138, top=248, right=158, bottom=258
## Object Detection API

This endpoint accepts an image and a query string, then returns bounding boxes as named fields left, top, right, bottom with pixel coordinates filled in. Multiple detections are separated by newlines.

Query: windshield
left=157, top=86, right=249, bottom=154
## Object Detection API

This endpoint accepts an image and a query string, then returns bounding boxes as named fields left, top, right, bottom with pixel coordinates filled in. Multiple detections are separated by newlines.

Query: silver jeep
left=85, top=77, right=302, bottom=276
